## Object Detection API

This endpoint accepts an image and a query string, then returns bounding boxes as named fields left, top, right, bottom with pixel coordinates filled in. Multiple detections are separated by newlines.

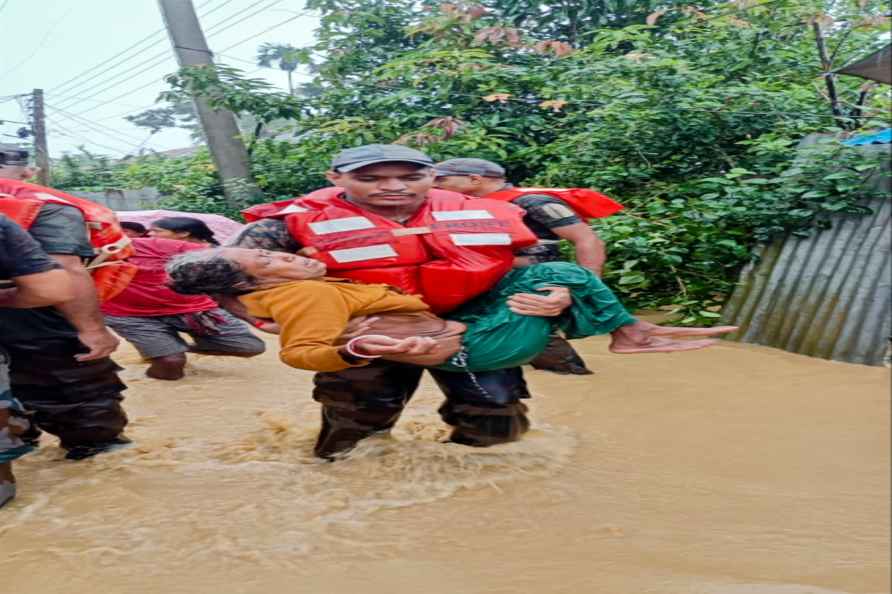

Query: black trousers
left=529, top=334, right=593, bottom=374
left=2, top=336, right=128, bottom=449
left=312, top=361, right=531, bottom=458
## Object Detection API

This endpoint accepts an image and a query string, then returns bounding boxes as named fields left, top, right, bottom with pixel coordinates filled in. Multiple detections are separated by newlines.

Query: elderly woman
left=166, top=248, right=735, bottom=373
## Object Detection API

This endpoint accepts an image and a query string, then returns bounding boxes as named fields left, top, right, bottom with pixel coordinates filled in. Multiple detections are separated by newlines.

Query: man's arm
left=4, top=268, right=74, bottom=307
left=51, top=255, right=119, bottom=361
left=551, top=222, right=606, bottom=276
left=24, top=204, right=119, bottom=360
left=0, top=214, right=74, bottom=307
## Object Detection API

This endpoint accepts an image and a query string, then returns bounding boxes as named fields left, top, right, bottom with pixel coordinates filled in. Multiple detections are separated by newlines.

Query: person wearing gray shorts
left=101, top=235, right=265, bottom=380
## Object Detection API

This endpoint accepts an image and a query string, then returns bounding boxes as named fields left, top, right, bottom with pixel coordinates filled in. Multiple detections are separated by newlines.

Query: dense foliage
left=54, top=0, right=891, bottom=322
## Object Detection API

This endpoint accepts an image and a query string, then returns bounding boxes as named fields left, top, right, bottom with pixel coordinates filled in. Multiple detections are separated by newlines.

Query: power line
left=48, top=0, right=218, bottom=97
left=46, top=103, right=146, bottom=145
left=51, top=0, right=279, bottom=107
left=46, top=114, right=136, bottom=155
left=52, top=0, right=287, bottom=111
left=58, top=1, right=297, bottom=120
left=217, top=9, right=310, bottom=53
left=200, top=0, right=286, bottom=40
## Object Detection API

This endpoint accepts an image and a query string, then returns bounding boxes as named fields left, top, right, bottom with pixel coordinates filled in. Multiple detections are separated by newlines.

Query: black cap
left=434, top=158, right=505, bottom=178
left=331, top=144, right=434, bottom=172
left=0, top=145, right=29, bottom=167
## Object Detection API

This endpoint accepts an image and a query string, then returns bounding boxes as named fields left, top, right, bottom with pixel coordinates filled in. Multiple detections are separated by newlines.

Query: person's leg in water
left=429, top=366, right=530, bottom=447
left=106, top=311, right=265, bottom=381
left=312, top=360, right=425, bottom=459
left=5, top=336, right=129, bottom=461
left=1, top=395, right=35, bottom=508
left=104, top=314, right=192, bottom=380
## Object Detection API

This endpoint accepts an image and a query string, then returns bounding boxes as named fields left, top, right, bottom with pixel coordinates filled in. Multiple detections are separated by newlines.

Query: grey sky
left=0, top=0, right=318, bottom=158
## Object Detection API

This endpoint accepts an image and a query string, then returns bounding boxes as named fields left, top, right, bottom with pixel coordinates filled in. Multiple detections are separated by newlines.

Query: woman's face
left=148, top=226, right=189, bottom=241
left=221, top=248, right=326, bottom=282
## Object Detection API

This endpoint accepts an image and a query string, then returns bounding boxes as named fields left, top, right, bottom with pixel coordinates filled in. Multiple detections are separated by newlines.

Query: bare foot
left=609, top=336, right=716, bottom=354
left=639, top=321, right=738, bottom=338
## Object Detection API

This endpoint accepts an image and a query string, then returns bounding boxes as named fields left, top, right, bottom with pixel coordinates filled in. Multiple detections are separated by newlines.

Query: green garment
left=439, top=262, right=637, bottom=372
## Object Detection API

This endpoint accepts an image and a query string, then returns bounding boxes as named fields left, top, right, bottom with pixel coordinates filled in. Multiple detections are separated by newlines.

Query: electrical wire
left=46, top=114, right=136, bottom=155
left=59, top=1, right=299, bottom=119
left=46, top=103, right=146, bottom=145
left=48, top=0, right=218, bottom=96
left=52, top=0, right=284, bottom=109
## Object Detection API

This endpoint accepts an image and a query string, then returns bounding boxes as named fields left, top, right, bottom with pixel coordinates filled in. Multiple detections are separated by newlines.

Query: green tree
left=256, top=42, right=311, bottom=95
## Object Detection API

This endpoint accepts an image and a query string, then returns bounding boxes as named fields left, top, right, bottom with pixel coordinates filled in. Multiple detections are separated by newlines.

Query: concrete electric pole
left=31, top=89, right=50, bottom=185
left=157, top=0, right=260, bottom=208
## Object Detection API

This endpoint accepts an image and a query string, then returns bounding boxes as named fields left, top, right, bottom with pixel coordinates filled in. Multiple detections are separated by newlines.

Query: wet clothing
left=239, top=263, right=633, bottom=373
left=101, top=237, right=217, bottom=317
left=1, top=216, right=59, bottom=464
left=239, top=278, right=430, bottom=372
left=313, top=361, right=531, bottom=458
left=0, top=351, right=32, bottom=464
left=0, top=204, right=128, bottom=450
left=441, top=262, right=635, bottom=371
left=104, top=309, right=265, bottom=360
left=530, top=335, right=594, bottom=375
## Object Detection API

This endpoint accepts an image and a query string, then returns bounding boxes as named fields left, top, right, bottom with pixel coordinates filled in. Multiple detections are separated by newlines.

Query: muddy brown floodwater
left=1, top=335, right=888, bottom=594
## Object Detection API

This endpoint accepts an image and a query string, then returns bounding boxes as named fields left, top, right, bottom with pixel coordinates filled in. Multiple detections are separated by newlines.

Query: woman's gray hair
left=166, top=249, right=256, bottom=295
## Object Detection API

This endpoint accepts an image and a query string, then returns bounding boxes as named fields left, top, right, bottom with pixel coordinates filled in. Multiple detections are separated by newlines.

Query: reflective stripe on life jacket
left=283, top=187, right=537, bottom=313
left=485, top=187, right=623, bottom=219
left=0, top=179, right=137, bottom=302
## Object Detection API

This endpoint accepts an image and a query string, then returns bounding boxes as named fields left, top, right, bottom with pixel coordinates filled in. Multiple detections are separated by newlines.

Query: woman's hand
left=348, top=335, right=438, bottom=357
left=506, top=286, right=571, bottom=317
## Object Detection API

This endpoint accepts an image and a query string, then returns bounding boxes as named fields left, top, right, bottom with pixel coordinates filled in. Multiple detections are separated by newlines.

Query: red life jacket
left=0, top=179, right=137, bottom=302
left=242, top=197, right=305, bottom=222
left=485, top=187, right=623, bottom=219
left=277, top=187, right=536, bottom=313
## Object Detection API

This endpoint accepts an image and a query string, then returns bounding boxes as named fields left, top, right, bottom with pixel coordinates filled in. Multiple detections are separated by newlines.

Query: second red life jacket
left=0, top=179, right=137, bottom=302
left=281, top=187, right=537, bottom=313
left=485, top=187, right=623, bottom=220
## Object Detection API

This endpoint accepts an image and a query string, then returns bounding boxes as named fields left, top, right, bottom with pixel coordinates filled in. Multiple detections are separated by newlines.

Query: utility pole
left=31, top=89, right=50, bottom=185
left=157, top=0, right=260, bottom=208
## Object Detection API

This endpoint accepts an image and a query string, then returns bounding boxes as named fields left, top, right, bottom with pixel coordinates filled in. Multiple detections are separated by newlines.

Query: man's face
left=326, top=163, right=433, bottom=210
left=433, top=173, right=481, bottom=195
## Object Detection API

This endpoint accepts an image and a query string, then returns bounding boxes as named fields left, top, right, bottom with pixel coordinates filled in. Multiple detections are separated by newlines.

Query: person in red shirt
left=102, top=234, right=265, bottom=380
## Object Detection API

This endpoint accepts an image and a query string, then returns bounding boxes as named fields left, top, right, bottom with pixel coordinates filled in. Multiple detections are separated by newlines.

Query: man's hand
left=507, top=286, right=572, bottom=317
left=75, top=327, right=120, bottom=361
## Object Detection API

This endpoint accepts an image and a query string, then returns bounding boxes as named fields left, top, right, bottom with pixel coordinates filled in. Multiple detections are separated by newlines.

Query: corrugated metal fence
left=721, top=155, right=891, bottom=366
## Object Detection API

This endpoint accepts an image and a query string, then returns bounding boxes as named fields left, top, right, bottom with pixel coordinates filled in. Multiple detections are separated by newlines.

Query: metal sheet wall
left=722, top=192, right=891, bottom=366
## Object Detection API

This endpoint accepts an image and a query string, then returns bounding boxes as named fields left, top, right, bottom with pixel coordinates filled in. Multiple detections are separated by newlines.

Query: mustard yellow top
left=238, top=278, right=429, bottom=372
